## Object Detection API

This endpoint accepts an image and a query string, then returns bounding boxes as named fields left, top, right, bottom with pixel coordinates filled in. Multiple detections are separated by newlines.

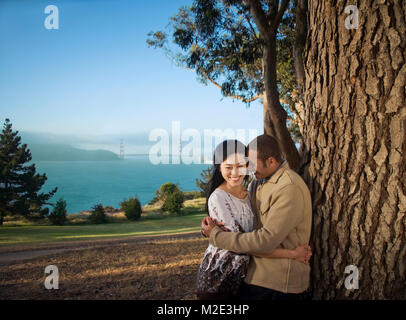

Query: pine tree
left=48, top=198, right=67, bottom=225
left=195, top=167, right=212, bottom=196
left=0, top=119, right=57, bottom=225
left=89, top=204, right=108, bottom=224
left=120, top=196, right=142, bottom=221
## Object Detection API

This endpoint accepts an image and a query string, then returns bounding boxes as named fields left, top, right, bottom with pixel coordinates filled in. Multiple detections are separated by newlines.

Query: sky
left=0, top=0, right=263, bottom=153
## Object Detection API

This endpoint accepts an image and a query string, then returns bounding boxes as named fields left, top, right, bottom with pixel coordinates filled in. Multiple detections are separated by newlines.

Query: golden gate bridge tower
left=120, top=139, right=125, bottom=159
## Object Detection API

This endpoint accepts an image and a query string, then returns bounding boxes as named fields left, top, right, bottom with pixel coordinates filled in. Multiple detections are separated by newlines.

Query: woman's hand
left=294, top=244, right=312, bottom=264
left=201, top=217, right=230, bottom=237
left=212, top=218, right=230, bottom=232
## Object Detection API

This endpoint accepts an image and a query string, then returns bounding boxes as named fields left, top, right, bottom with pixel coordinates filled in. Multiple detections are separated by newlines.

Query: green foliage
left=89, top=204, right=108, bottom=224
left=162, top=189, right=185, bottom=214
left=160, top=182, right=179, bottom=196
left=195, top=167, right=212, bottom=196
left=147, top=0, right=302, bottom=140
left=147, top=2, right=263, bottom=103
left=0, top=119, right=57, bottom=225
left=153, top=182, right=185, bottom=214
left=149, top=182, right=183, bottom=205
left=121, top=196, right=142, bottom=221
left=48, top=198, right=67, bottom=225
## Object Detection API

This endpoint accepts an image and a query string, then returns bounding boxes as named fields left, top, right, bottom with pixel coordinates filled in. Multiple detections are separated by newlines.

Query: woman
left=196, top=139, right=311, bottom=300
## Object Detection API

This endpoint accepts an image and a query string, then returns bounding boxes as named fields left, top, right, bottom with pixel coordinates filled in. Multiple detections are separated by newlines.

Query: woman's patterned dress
left=196, top=188, right=254, bottom=297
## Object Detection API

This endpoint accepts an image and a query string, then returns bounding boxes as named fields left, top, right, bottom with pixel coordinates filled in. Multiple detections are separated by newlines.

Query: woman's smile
left=229, top=176, right=242, bottom=182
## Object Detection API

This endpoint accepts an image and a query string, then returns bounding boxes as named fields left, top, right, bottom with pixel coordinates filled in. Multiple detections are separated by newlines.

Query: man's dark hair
left=248, top=134, right=282, bottom=163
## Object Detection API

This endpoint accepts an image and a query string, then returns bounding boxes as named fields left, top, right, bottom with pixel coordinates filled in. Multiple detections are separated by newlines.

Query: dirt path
left=0, top=231, right=202, bottom=265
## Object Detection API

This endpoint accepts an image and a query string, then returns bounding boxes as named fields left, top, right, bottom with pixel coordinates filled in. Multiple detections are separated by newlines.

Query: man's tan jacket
left=209, top=162, right=312, bottom=293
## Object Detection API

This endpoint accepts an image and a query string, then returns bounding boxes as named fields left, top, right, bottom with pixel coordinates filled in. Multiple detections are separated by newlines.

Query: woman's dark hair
left=205, top=139, right=249, bottom=214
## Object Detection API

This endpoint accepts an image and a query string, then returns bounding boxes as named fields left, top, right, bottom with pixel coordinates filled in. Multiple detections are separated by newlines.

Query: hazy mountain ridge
left=19, top=131, right=152, bottom=156
left=29, top=144, right=120, bottom=161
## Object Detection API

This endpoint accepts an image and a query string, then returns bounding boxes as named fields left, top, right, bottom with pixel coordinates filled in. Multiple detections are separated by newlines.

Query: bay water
left=34, top=155, right=210, bottom=214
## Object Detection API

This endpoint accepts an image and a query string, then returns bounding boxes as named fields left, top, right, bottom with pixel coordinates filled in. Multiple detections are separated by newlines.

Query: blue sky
left=0, top=0, right=263, bottom=149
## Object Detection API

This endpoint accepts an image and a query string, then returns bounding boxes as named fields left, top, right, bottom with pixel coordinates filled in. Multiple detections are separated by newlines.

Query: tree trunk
left=248, top=0, right=301, bottom=172
left=293, top=0, right=307, bottom=140
left=303, top=0, right=406, bottom=299
left=294, top=0, right=307, bottom=95
left=262, top=94, right=277, bottom=137
left=263, top=36, right=301, bottom=171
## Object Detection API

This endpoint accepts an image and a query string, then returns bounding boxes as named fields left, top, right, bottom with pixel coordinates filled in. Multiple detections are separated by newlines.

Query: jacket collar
left=260, top=160, right=288, bottom=185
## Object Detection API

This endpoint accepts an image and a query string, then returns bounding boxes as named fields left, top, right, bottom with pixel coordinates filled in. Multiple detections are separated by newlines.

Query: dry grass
left=0, top=236, right=209, bottom=300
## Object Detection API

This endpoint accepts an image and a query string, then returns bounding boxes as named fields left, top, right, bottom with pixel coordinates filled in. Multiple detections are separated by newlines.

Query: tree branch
left=289, top=103, right=303, bottom=124
left=243, top=11, right=261, bottom=43
left=229, top=5, right=260, bottom=43
left=247, top=0, right=271, bottom=38
left=271, top=0, right=290, bottom=31
left=267, top=0, right=280, bottom=22
left=184, top=65, right=262, bottom=103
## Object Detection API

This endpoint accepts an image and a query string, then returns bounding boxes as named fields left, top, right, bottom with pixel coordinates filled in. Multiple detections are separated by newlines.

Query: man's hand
left=201, top=216, right=229, bottom=238
left=293, top=244, right=312, bottom=265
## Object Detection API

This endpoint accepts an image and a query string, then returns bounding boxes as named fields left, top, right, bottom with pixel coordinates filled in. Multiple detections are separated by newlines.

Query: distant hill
left=29, top=144, right=120, bottom=161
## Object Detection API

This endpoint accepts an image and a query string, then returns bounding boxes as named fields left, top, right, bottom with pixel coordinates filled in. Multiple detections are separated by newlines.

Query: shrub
left=162, top=189, right=184, bottom=214
left=48, top=198, right=67, bottom=225
left=89, top=203, right=108, bottom=224
left=121, top=196, right=142, bottom=221
left=159, top=182, right=179, bottom=197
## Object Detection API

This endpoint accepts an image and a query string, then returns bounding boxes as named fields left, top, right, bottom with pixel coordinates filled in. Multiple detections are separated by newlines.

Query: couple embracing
left=197, top=134, right=312, bottom=300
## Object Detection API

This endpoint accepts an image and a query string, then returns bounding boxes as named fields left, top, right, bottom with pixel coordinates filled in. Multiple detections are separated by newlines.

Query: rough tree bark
left=302, top=0, right=406, bottom=299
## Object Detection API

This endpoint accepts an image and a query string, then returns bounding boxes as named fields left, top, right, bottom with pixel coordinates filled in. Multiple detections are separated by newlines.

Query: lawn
left=0, top=198, right=207, bottom=247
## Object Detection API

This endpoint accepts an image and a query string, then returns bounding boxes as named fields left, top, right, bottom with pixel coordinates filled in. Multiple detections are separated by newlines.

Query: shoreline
left=65, top=190, right=203, bottom=216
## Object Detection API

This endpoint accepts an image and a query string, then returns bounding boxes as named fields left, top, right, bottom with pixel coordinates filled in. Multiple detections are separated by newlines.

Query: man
left=201, top=134, right=312, bottom=300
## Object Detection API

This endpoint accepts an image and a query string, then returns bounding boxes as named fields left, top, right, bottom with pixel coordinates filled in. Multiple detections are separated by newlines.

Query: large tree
left=302, top=0, right=406, bottom=299
left=0, top=119, right=57, bottom=225
left=148, top=0, right=302, bottom=170
left=149, top=0, right=406, bottom=299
